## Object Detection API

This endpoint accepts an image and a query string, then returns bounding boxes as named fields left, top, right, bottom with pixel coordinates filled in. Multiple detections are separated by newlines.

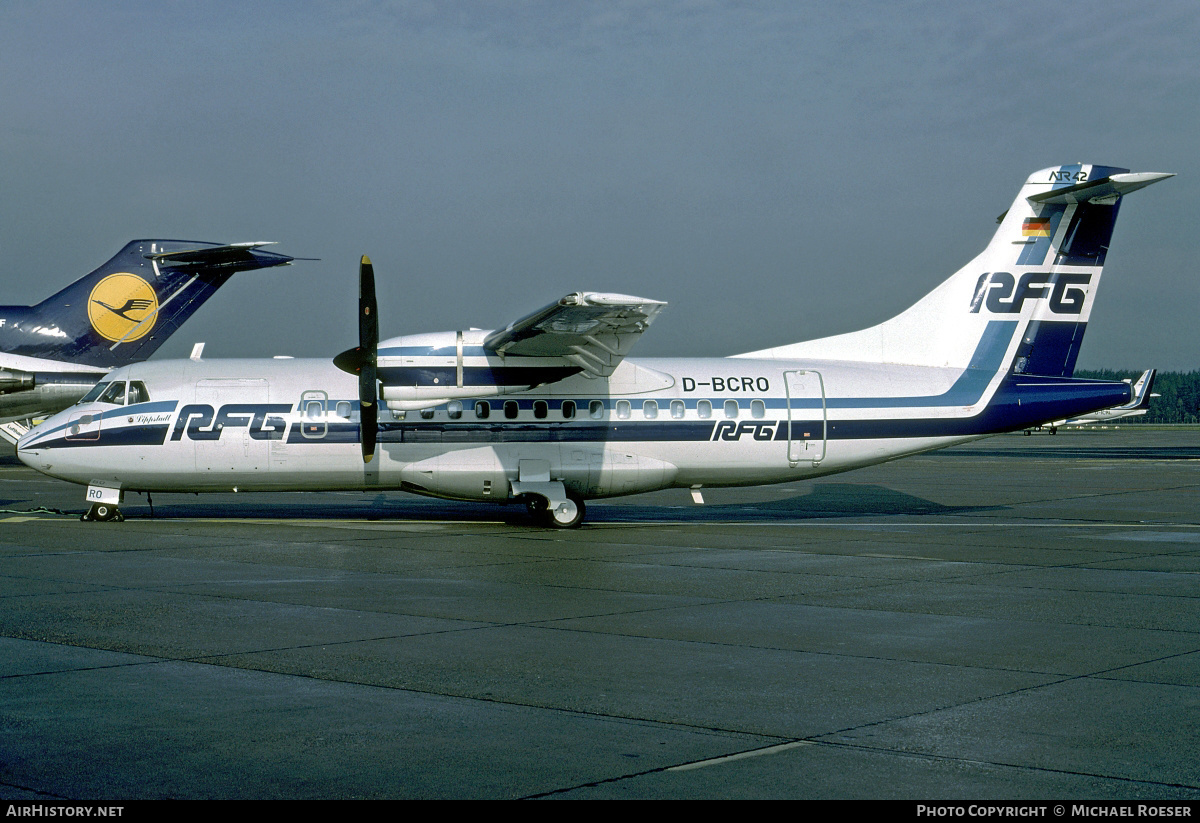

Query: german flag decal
left=1022, top=217, right=1052, bottom=237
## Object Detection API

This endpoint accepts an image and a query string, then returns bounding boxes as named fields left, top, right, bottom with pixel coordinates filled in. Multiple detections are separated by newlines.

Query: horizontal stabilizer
left=144, top=242, right=298, bottom=271
left=1029, top=172, right=1175, bottom=205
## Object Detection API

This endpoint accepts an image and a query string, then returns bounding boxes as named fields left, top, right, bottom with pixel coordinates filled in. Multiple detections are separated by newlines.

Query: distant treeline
left=1075, top=370, right=1200, bottom=424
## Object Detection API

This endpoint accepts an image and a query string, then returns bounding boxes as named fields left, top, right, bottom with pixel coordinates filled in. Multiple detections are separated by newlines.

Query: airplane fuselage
left=18, top=350, right=1130, bottom=501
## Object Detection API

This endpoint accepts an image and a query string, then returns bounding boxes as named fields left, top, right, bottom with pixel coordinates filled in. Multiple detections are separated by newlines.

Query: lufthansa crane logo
left=87, top=273, right=159, bottom=342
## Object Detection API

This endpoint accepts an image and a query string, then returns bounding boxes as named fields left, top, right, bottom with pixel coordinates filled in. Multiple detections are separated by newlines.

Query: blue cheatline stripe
left=26, top=376, right=1129, bottom=451
left=25, top=425, right=172, bottom=450
left=802, top=319, right=1016, bottom=411
left=21, top=400, right=179, bottom=447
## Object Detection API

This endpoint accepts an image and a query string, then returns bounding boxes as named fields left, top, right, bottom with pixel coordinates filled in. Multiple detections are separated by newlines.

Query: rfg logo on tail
left=969, top=272, right=1092, bottom=315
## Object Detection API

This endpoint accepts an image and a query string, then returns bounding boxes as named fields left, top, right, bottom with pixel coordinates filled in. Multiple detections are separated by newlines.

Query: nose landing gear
left=82, top=485, right=124, bottom=523
left=82, top=503, right=124, bottom=522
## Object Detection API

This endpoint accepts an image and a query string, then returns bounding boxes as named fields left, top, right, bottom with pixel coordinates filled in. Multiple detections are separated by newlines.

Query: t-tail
left=0, top=240, right=295, bottom=368
left=736, top=164, right=1174, bottom=382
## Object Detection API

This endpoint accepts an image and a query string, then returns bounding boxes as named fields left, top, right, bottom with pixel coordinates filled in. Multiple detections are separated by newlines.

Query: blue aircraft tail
left=2, top=240, right=293, bottom=368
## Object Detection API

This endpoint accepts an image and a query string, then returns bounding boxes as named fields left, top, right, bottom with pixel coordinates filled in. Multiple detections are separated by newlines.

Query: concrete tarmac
left=1, top=429, right=1198, bottom=799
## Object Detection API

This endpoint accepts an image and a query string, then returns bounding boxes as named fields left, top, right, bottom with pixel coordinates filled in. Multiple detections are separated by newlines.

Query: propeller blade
left=358, top=256, right=378, bottom=462
left=360, top=400, right=377, bottom=463
left=332, top=256, right=381, bottom=462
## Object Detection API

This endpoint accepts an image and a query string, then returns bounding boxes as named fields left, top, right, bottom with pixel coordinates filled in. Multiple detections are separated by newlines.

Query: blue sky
left=2, top=1, right=1196, bottom=368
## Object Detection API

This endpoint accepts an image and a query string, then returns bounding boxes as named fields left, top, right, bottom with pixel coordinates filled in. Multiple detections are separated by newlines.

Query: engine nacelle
left=0, top=369, right=34, bottom=395
left=376, top=329, right=580, bottom=410
left=398, top=446, right=510, bottom=502
left=382, top=384, right=529, bottom=411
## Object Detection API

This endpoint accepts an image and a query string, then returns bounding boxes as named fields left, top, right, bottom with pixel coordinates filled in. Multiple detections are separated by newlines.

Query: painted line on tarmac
left=667, top=740, right=815, bottom=772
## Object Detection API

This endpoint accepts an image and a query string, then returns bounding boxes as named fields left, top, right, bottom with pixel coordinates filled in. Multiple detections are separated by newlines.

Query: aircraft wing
left=483, top=292, right=666, bottom=377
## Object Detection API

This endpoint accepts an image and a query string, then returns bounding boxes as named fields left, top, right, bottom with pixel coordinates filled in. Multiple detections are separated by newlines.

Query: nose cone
left=15, top=412, right=72, bottom=476
left=16, top=420, right=51, bottom=472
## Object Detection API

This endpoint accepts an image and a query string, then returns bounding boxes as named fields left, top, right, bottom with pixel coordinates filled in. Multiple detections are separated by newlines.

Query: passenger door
left=784, top=369, right=826, bottom=467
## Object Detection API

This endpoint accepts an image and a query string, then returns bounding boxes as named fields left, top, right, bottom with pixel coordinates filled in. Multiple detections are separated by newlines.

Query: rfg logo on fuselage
left=170, top=403, right=292, bottom=441
left=711, top=420, right=776, bottom=442
left=969, top=272, right=1092, bottom=315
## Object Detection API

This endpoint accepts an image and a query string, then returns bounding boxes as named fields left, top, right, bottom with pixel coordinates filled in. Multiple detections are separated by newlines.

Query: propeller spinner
left=333, top=255, right=379, bottom=462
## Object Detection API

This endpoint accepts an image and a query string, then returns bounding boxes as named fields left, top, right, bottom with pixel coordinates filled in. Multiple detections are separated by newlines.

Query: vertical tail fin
left=1130, top=368, right=1157, bottom=409
left=20, top=240, right=294, bottom=367
left=735, top=165, right=1173, bottom=376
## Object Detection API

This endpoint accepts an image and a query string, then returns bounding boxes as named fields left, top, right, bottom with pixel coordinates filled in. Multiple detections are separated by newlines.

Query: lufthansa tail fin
left=734, top=165, right=1173, bottom=379
left=14, top=240, right=294, bottom=368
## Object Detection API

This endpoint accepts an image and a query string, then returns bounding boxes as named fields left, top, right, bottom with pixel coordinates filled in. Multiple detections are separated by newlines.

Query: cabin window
left=475, top=401, right=490, bottom=419
left=643, top=400, right=658, bottom=419
left=335, top=401, right=352, bottom=419
left=589, top=400, right=604, bottom=419
left=534, top=400, right=548, bottom=419
left=504, top=400, right=519, bottom=419
left=447, top=400, right=463, bottom=420
left=724, top=399, right=739, bottom=419
left=616, top=400, right=631, bottom=420
left=671, top=400, right=685, bottom=419
left=562, top=400, right=576, bottom=419
left=697, top=400, right=712, bottom=419
left=80, top=382, right=110, bottom=404
left=751, top=399, right=765, bottom=419
left=420, top=408, right=435, bottom=420
left=127, top=381, right=150, bottom=405
left=98, top=381, right=127, bottom=405
left=301, top=399, right=327, bottom=438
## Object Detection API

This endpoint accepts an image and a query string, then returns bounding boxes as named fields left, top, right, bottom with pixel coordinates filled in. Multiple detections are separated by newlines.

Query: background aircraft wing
left=483, top=292, right=666, bottom=377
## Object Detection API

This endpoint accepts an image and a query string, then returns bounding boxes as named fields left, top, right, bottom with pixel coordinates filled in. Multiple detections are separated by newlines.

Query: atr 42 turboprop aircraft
left=17, top=165, right=1172, bottom=526
left=1032, top=368, right=1158, bottom=434
left=0, top=240, right=295, bottom=442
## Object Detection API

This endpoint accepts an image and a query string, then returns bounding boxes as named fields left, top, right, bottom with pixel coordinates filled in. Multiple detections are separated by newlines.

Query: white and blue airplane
left=0, top=240, right=295, bottom=441
left=16, top=165, right=1173, bottom=526
left=1032, top=368, right=1159, bottom=434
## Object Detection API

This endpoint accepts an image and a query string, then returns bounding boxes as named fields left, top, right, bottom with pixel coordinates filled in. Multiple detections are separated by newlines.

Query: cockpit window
left=127, top=381, right=150, bottom=405
left=97, top=381, right=127, bottom=405
left=80, top=382, right=111, bottom=404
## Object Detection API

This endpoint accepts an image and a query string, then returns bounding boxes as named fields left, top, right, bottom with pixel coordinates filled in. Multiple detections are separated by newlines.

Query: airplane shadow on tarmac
left=57, top=481, right=1006, bottom=525
left=5, top=444, right=1002, bottom=524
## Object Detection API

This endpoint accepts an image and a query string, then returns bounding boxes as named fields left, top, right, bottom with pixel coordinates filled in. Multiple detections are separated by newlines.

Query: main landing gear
left=524, top=493, right=586, bottom=529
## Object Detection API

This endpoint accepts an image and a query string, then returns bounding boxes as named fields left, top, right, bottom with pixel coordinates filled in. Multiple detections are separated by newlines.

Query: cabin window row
left=414, top=398, right=767, bottom=421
